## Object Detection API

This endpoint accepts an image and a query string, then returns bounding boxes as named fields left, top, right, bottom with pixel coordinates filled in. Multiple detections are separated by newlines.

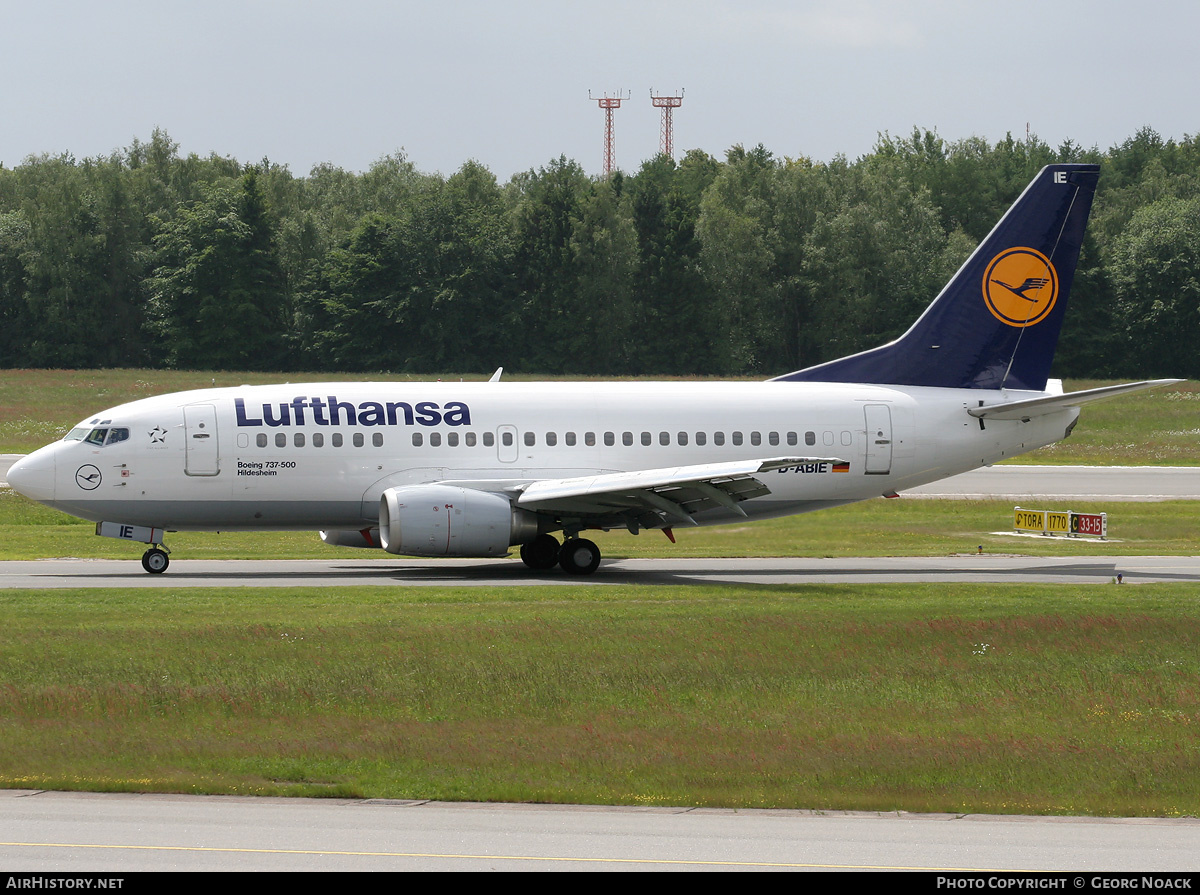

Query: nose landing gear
left=141, top=546, right=170, bottom=574
left=94, top=522, right=172, bottom=574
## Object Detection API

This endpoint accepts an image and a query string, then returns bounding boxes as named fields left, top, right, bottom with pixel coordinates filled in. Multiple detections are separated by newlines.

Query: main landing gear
left=519, top=533, right=602, bottom=575
left=141, top=546, right=170, bottom=574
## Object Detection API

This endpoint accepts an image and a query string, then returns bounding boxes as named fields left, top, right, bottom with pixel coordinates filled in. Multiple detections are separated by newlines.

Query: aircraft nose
left=6, top=450, right=56, bottom=503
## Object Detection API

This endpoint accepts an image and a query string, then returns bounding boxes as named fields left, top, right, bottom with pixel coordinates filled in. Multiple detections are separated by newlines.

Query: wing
left=512, top=457, right=845, bottom=533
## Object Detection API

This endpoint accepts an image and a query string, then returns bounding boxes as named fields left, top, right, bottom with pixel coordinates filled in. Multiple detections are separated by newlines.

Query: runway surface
left=2, top=554, right=1198, bottom=587
left=2, top=790, right=1197, bottom=872
left=905, top=464, right=1200, bottom=500
left=0, top=454, right=22, bottom=485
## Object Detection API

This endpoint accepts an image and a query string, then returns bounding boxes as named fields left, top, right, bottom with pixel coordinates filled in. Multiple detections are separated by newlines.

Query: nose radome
left=6, top=450, right=56, bottom=503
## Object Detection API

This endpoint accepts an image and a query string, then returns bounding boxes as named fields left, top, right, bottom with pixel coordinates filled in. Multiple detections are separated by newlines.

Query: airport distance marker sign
left=1014, top=507, right=1106, bottom=538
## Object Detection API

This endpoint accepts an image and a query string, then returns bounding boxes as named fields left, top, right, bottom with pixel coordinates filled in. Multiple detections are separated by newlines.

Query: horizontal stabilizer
left=967, top=380, right=1182, bottom=421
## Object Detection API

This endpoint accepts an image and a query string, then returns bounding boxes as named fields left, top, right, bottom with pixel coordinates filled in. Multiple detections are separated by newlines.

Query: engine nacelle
left=378, top=485, right=538, bottom=557
left=320, top=528, right=382, bottom=549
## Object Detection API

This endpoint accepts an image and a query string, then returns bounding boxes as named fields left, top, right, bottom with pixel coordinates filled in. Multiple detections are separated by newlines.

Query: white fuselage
left=13, top=380, right=1077, bottom=532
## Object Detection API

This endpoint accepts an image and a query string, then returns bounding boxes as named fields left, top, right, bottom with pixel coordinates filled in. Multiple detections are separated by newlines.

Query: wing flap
left=515, top=456, right=844, bottom=524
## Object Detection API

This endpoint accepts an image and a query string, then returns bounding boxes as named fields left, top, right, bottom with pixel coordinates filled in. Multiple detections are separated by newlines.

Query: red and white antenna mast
left=589, top=90, right=629, bottom=178
left=650, top=88, right=684, bottom=160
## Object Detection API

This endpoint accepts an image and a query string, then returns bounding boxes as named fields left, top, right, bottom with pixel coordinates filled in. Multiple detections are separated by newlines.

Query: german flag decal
left=832, top=462, right=850, bottom=473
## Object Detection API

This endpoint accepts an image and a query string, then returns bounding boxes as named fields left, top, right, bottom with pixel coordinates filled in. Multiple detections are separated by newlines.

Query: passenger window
left=732, top=432, right=743, bottom=446
left=430, top=432, right=441, bottom=447
left=333, top=433, right=343, bottom=448
left=484, top=432, right=495, bottom=447
left=412, top=433, right=423, bottom=447
left=313, top=433, right=324, bottom=447
left=546, top=432, right=557, bottom=446
left=787, top=432, right=798, bottom=446
left=275, top=433, right=286, bottom=448
left=466, top=432, right=477, bottom=447
left=714, top=432, right=725, bottom=446
left=604, top=432, right=615, bottom=447
left=585, top=432, right=596, bottom=446
left=566, top=432, right=577, bottom=446
left=353, top=433, right=364, bottom=447
left=373, top=433, right=383, bottom=447
left=677, top=431, right=688, bottom=446
left=623, top=432, right=633, bottom=446
left=805, top=431, right=816, bottom=446
left=256, top=433, right=267, bottom=448
left=502, top=432, right=513, bottom=447
left=696, top=432, right=706, bottom=446
left=769, top=432, right=779, bottom=446
left=524, top=431, right=536, bottom=447
left=751, top=431, right=761, bottom=446
left=294, top=433, right=305, bottom=447
left=659, top=431, right=670, bottom=446
left=641, top=432, right=651, bottom=446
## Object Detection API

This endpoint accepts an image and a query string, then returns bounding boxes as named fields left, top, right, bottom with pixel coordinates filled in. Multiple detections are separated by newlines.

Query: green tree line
left=2, top=126, right=1198, bottom=378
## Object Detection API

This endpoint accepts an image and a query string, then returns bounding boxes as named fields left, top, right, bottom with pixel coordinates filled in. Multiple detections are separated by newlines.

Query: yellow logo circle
left=982, top=248, right=1058, bottom=327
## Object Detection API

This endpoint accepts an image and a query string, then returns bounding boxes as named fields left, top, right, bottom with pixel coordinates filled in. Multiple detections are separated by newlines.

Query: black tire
left=558, top=537, right=601, bottom=575
left=141, top=548, right=169, bottom=574
left=520, top=534, right=560, bottom=570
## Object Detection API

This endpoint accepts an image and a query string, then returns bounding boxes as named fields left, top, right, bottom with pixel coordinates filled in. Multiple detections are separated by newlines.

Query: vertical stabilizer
left=774, top=164, right=1100, bottom=391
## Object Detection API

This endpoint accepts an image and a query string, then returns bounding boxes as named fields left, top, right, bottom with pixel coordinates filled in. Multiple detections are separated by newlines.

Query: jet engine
left=378, top=485, right=539, bottom=557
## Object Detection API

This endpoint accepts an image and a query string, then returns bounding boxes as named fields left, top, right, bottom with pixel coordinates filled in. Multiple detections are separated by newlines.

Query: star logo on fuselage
left=149, top=426, right=167, bottom=444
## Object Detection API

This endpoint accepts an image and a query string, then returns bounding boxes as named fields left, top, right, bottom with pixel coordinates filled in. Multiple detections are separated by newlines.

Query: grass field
left=1, top=369, right=1197, bottom=464
left=0, top=583, right=1197, bottom=817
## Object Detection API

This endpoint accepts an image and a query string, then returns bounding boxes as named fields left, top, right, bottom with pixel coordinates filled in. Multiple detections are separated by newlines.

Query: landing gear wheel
left=141, top=547, right=169, bottom=574
left=520, top=534, right=560, bottom=570
left=559, top=537, right=601, bottom=575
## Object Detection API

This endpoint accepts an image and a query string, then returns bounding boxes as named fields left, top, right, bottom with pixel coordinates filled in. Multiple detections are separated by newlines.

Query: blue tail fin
left=774, top=164, right=1100, bottom=391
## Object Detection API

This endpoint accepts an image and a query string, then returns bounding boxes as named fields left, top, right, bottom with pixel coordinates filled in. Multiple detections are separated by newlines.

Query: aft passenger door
left=863, top=404, right=892, bottom=475
left=183, top=404, right=220, bottom=476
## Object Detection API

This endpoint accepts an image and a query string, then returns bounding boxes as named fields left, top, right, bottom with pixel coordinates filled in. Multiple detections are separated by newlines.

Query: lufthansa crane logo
left=75, top=465, right=102, bottom=490
left=982, top=247, right=1059, bottom=328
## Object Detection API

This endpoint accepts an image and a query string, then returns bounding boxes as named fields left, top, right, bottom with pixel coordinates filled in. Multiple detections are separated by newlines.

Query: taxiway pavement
left=2, top=790, right=1198, bottom=872
left=0, top=554, right=1196, bottom=587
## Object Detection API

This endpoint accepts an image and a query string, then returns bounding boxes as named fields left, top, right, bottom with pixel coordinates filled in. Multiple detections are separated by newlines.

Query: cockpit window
left=105, top=428, right=129, bottom=446
left=84, top=428, right=108, bottom=446
left=63, top=428, right=88, bottom=442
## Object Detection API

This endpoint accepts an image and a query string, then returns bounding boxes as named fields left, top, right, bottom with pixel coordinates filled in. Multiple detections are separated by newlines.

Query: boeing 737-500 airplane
left=7, top=164, right=1178, bottom=574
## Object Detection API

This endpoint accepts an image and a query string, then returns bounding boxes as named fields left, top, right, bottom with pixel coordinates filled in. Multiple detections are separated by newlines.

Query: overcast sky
left=2, top=0, right=1197, bottom=180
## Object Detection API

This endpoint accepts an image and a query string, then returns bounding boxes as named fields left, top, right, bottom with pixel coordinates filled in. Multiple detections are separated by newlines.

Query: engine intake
left=378, top=485, right=538, bottom=557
